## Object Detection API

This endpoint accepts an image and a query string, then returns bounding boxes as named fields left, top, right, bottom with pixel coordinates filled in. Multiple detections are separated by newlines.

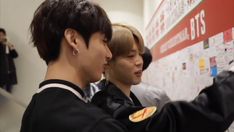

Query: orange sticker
left=129, top=106, right=157, bottom=122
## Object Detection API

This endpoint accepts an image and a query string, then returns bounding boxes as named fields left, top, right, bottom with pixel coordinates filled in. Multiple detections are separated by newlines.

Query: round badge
left=129, top=106, right=157, bottom=122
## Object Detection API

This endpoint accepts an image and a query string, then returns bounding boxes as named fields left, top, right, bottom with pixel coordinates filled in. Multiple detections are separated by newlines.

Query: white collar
left=36, top=83, right=88, bottom=103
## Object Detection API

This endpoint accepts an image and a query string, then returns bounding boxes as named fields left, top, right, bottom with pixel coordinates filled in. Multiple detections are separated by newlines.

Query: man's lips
left=135, top=70, right=142, bottom=77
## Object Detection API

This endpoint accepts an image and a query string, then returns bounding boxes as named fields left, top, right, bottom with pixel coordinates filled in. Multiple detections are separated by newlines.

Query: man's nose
left=106, top=46, right=112, bottom=61
left=135, top=55, right=143, bottom=67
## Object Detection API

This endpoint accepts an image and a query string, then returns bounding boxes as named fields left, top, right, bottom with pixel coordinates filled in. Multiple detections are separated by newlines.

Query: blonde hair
left=108, top=23, right=144, bottom=60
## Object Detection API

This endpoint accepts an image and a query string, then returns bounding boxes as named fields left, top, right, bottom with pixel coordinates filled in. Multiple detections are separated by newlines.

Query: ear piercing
left=72, top=48, right=80, bottom=56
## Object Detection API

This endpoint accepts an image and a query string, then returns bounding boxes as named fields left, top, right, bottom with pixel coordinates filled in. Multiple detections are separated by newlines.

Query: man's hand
left=6, top=42, right=15, bottom=50
left=2, top=39, right=15, bottom=50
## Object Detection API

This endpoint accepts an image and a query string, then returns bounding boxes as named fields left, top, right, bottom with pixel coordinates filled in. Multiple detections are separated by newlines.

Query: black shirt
left=0, top=43, right=18, bottom=85
left=20, top=79, right=127, bottom=132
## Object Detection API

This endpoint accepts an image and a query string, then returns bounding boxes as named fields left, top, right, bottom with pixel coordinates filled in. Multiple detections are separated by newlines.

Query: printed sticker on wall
left=189, top=54, right=194, bottom=62
left=203, top=39, right=209, bottom=49
left=182, top=62, right=187, bottom=70
left=210, top=56, right=217, bottom=67
left=199, top=57, right=207, bottom=74
left=210, top=56, right=218, bottom=77
left=223, top=28, right=233, bottom=44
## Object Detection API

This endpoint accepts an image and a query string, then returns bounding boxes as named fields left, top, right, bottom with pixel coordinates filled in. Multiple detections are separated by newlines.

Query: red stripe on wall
left=152, top=0, right=234, bottom=61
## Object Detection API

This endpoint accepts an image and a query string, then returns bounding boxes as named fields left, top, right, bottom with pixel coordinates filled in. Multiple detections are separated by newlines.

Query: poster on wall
left=145, top=0, right=234, bottom=101
left=145, top=0, right=203, bottom=48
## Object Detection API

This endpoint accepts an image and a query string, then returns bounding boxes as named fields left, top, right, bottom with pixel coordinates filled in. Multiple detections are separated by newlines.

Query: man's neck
left=45, top=60, right=87, bottom=89
left=109, top=79, right=131, bottom=97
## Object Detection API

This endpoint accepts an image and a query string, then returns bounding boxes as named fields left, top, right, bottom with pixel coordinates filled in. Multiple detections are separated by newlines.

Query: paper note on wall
left=199, top=58, right=206, bottom=74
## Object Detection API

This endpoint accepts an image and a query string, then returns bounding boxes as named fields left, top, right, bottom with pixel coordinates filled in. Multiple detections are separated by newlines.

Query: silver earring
left=72, top=48, right=80, bottom=56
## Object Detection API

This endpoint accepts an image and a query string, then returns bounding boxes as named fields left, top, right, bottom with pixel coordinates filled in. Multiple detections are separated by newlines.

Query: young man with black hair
left=20, top=0, right=127, bottom=132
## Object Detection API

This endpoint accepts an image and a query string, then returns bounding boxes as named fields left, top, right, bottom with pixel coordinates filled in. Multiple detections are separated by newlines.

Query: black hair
left=0, top=28, right=6, bottom=35
left=142, top=46, right=152, bottom=71
left=30, top=0, right=112, bottom=63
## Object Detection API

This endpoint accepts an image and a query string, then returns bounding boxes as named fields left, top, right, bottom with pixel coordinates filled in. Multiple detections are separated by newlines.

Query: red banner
left=151, top=0, right=234, bottom=61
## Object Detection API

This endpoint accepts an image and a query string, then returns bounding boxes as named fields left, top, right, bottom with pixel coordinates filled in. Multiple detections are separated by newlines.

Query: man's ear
left=64, top=28, right=80, bottom=49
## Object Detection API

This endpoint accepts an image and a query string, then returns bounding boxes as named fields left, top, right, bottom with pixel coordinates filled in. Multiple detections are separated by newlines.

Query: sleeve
left=93, top=71, right=234, bottom=132
left=9, top=49, right=18, bottom=58
left=91, top=118, right=127, bottom=132
left=144, top=86, right=171, bottom=110
left=147, top=70, right=234, bottom=132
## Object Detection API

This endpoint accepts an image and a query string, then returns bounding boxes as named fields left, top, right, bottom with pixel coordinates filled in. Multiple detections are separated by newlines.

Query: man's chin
left=90, top=74, right=102, bottom=83
left=133, top=80, right=141, bottom=85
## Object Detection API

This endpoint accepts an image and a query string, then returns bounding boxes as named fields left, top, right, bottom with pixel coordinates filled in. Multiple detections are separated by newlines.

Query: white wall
left=0, top=0, right=45, bottom=131
left=143, top=0, right=162, bottom=29
left=95, top=0, right=143, bottom=34
left=0, top=0, right=46, bottom=106
left=0, top=90, right=25, bottom=132
left=141, top=0, right=163, bottom=82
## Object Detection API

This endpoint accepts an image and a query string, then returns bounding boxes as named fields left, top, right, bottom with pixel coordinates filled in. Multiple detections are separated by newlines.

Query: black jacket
left=20, top=79, right=127, bottom=132
left=0, top=43, right=18, bottom=86
left=92, top=71, right=234, bottom=132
